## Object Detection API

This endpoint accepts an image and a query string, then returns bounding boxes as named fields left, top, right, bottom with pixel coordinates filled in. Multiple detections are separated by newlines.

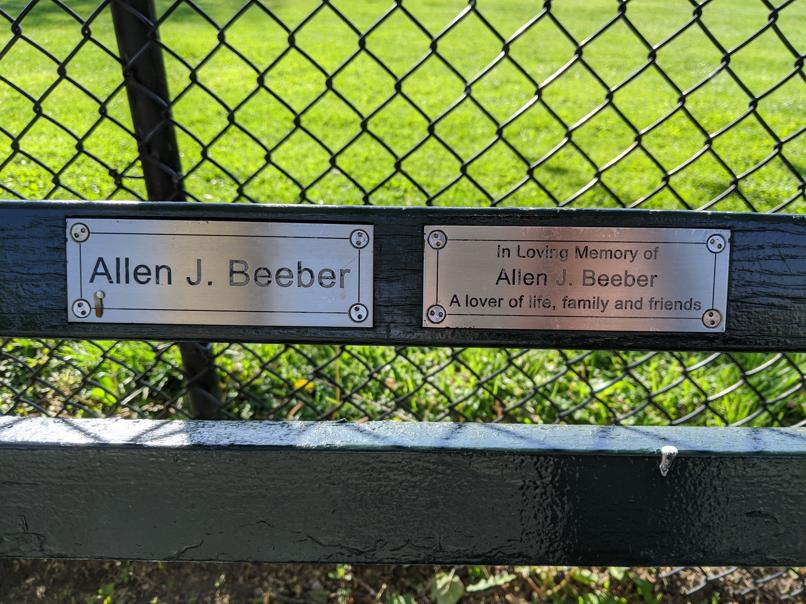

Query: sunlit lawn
left=0, top=0, right=802, bottom=426
left=1, top=0, right=803, bottom=209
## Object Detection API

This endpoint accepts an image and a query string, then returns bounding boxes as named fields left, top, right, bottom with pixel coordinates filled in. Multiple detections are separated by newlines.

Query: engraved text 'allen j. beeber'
left=423, top=225, right=730, bottom=333
left=67, top=219, right=373, bottom=328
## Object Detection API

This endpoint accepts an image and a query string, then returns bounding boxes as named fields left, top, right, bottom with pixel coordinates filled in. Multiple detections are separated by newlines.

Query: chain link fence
left=1, top=0, right=804, bottom=600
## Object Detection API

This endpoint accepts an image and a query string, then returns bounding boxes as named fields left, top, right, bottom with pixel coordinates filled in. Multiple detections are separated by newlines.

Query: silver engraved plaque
left=423, top=226, right=730, bottom=333
left=66, top=219, right=373, bottom=327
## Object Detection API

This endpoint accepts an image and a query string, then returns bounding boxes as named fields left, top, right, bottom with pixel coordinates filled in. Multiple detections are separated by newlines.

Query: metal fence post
left=110, top=0, right=222, bottom=419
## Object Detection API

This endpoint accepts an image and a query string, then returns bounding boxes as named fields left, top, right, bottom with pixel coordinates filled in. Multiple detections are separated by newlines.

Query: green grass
left=0, top=0, right=803, bottom=427
left=1, top=0, right=804, bottom=208
left=1, top=338, right=803, bottom=426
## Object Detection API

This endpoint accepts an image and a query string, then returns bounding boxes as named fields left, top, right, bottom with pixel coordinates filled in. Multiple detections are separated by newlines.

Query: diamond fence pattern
left=0, top=0, right=804, bottom=599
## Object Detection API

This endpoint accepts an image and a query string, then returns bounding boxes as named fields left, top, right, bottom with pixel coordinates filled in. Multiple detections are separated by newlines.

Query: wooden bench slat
left=1, top=418, right=803, bottom=564
left=0, top=201, right=803, bottom=350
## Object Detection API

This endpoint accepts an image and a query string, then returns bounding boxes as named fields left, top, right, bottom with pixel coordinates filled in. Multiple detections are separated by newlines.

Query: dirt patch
left=0, top=561, right=803, bottom=603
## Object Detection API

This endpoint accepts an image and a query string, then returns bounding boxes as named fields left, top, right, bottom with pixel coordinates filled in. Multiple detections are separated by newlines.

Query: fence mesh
left=0, top=0, right=804, bottom=600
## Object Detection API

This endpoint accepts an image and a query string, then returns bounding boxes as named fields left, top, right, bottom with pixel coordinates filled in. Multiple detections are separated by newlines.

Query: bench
left=0, top=200, right=804, bottom=565
left=1, top=0, right=803, bottom=567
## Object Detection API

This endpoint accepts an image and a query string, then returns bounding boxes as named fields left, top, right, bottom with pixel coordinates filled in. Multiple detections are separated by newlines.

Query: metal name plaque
left=423, top=226, right=730, bottom=333
left=66, top=219, right=373, bottom=327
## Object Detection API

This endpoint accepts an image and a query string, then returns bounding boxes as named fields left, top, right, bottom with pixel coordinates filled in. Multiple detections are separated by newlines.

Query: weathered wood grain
left=0, top=418, right=803, bottom=564
left=0, top=201, right=803, bottom=350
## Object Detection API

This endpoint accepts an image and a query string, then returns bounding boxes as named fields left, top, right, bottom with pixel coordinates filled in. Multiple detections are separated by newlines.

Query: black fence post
left=110, top=0, right=222, bottom=419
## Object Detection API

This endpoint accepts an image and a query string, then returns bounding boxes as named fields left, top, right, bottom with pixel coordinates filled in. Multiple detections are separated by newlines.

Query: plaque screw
left=706, top=234, right=726, bottom=254
left=427, top=230, right=447, bottom=250
left=350, top=229, right=369, bottom=249
left=72, top=299, right=91, bottom=319
left=349, top=303, right=369, bottom=323
left=70, top=222, right=90, bottom=243
left=93, top=290, right=105, bottom=318
left=426, top=304, right=446, bottom=324
left=702, top=309, right=722, bottom=328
